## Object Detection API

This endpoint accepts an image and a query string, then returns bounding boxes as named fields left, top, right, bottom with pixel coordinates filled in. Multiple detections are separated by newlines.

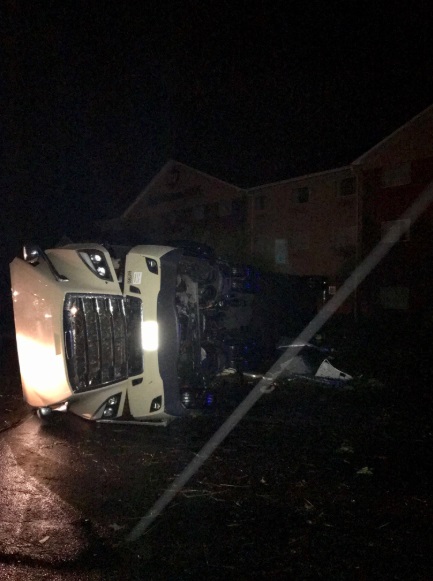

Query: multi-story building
left=113, top=160, right=249, bottom=262
left=248, top=166, right=358, bottom=283
left=110, top=161, right=359, bottom=281
left=103, top=104, right=433, bottom=317
left=352, top=104, right=433, bottom=314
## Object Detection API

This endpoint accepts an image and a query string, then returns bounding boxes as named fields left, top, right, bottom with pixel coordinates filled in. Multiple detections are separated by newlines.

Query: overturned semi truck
left=10, top=241, right=351, bottom=425
left=10, top=241, right=266, bottom=424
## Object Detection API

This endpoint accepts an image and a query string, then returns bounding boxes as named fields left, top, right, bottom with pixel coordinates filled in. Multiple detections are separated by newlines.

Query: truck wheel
left=36, top=407, right=53, bottom=421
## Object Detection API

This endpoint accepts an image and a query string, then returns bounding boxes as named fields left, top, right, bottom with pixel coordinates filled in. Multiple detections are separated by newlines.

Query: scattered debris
left=275, top=338, right=353, bottom=387
left=337, top=442, right=354, bottom=454
left=356, top=466, right=374, bottom=475
left=108, top=523, right=124, bottom=531
left=304, top=499, right=315, bottom=511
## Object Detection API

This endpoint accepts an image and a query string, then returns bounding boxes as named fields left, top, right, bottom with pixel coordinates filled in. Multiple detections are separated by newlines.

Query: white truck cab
left=10, top=242, right=231, bottom=424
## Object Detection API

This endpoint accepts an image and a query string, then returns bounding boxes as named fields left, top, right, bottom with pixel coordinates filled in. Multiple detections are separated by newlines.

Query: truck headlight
left=101, top=393, right=121, bottom=418
left=145, top=257, right=159, bottom=274
left=78, top=250, right=113, bottom=281
left=141, top=321, right=158, bottom=351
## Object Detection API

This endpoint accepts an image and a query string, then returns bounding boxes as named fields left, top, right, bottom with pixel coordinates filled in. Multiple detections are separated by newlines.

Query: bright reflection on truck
left=15, top=333, right=71, bottom=406
left=141, top=321, right=158, bottom=351
left=70, top=305, right=79, bottom=316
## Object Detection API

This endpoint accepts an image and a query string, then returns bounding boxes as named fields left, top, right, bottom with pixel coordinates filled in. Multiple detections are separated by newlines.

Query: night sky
left=3, top=1, right=433, bottom=248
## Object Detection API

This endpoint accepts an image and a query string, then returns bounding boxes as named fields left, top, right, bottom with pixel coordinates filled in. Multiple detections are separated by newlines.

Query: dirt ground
left=1, top=318, right=432, bottom=579
left=131, top=381, right=432, bottom=579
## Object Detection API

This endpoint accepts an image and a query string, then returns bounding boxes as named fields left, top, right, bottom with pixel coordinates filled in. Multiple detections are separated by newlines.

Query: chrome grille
left=64, top=294, right=143, bottom=392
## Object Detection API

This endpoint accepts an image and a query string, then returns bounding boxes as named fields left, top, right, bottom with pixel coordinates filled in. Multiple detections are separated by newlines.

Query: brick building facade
left=103, top=105, right=433, bottom=316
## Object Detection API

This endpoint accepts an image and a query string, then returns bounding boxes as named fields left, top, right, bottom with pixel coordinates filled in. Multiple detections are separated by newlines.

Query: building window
left=381, top=163, right=411, bottom=188
left=254, top=195, right=266, bottom=211
left=275, top=239, right=288, bottom=264
left=294, top=187, right=309, bottom=203
left=339, top=177, right=355, bottom=196
left=381, top=219, right=410, bottom=243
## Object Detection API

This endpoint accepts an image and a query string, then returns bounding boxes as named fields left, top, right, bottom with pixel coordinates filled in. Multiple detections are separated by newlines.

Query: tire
left=36, top=407, right=53, bottom=421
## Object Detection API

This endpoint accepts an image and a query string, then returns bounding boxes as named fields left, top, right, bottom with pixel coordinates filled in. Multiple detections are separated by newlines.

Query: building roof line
left=247, top=165, right=352, bottom=192
left=122, top=160, right=173, bottom=218
left=122, top=159, right=243, bottom=218
left=352, top=104, right=433, bottom=165
left=173, top=160, right=244, bottom=190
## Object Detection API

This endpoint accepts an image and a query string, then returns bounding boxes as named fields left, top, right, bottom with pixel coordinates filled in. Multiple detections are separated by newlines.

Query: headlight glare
left=141, top=321, right=158, bottom=351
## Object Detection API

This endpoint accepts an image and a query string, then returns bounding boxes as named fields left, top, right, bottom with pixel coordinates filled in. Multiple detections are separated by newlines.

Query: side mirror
left=22, top=244, right=69, bottom=282
left=23, top=244, right=41, bottom=265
